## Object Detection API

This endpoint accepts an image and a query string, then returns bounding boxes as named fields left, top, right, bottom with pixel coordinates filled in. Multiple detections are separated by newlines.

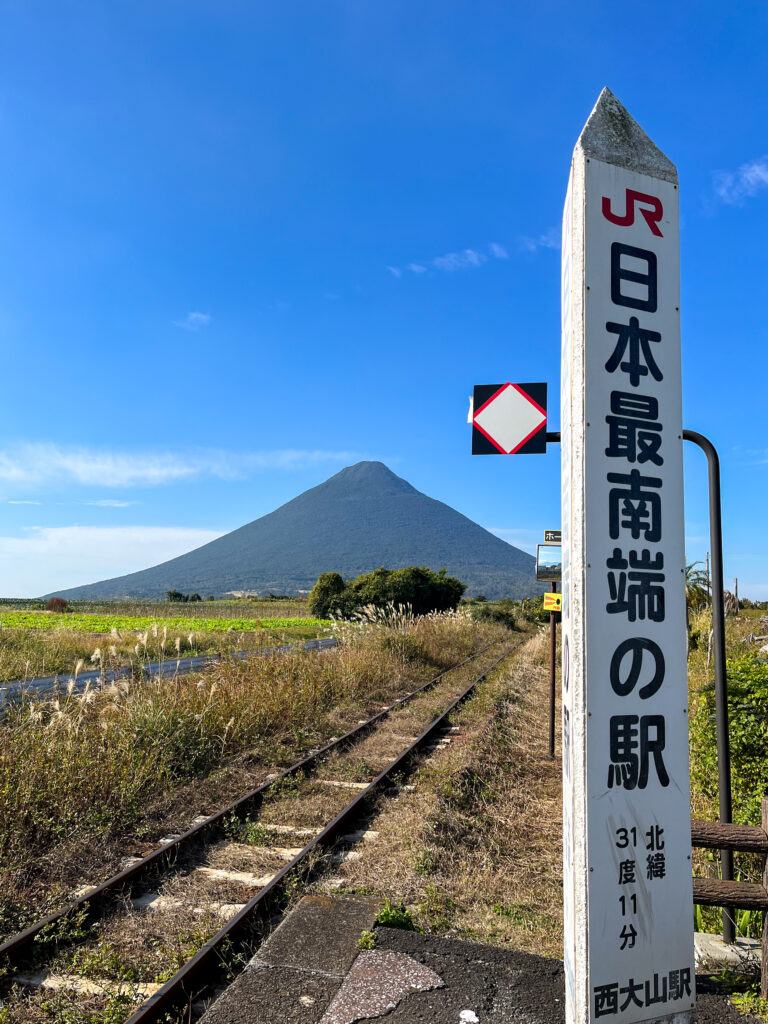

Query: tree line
left=308, top=566, right=465, bottom=619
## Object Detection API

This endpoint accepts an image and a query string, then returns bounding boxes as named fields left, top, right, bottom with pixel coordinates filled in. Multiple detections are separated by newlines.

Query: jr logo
left=602, top=189, right=664, bottom=237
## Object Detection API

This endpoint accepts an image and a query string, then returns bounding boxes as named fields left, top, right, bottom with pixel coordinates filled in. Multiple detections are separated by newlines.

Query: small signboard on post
left=544, top=592, right=562, bottom=612
left=560, top=89, right=694, bottom=1023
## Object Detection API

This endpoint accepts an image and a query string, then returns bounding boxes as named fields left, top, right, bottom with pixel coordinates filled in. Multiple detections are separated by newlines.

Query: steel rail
left=0, top=639, right=502, bottom=966
left=124, top=643, right=518, bottom=1024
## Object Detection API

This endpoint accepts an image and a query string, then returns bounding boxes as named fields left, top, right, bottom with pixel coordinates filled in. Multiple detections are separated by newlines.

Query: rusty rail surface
left=121, top=643, right=518, bottom=1024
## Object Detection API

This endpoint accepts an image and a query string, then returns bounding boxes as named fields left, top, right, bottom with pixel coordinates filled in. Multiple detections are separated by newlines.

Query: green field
left=0, top=612, right=331, bottom=634
left=0, top=598, right=309, bottom=619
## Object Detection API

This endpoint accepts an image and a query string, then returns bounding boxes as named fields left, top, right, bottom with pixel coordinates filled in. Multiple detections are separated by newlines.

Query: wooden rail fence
left=691, top=796, right=768, bottom=997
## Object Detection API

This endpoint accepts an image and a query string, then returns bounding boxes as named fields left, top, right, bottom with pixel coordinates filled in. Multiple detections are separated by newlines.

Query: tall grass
left=0, top=613, right=508, bottom=879
left=0, top=621, right=329, bottom=683
left=687, top=607, right=768, bottom=941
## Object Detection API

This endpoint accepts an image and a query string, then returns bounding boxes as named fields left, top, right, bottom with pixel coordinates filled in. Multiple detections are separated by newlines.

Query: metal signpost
left=560, top=90, right=695, bottom=1022
left=537, top=541, right=563, bottom=759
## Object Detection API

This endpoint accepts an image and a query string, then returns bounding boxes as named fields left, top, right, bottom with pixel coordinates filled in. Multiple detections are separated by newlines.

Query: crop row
left=0, top=612, right=332, bottom=633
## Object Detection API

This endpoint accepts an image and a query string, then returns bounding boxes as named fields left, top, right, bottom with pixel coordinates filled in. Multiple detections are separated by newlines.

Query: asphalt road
left=0, top=636, right=337, bottom=708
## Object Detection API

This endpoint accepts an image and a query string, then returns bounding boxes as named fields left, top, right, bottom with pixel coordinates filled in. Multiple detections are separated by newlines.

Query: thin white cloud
left=7, top=500, right=41, bottom=505
left=0, top=526, right=224, bottom=597
left=519, top=227, right=560, bottom=253
left=86, top=499, right=139, bottom=507
left=388, top=244, right=508, bottom=278
left=714, top=157, right=768, bottom=204
left=174, top=311, right=212, bottom=331
left=0, top=444, right=362, bottom=489
left=433, top=249, right=487, bottom=271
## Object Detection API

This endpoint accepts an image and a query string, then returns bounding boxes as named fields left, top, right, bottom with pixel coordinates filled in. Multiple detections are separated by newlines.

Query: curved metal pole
left=549, top=427, right=734, bottom=939
left=684, top=429, right=735, bottom=942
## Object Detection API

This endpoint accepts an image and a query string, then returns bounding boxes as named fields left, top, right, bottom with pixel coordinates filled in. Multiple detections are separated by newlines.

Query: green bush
left=690, top=654, right=768, bottom=825
left=166, top=590, right=202, bottom=603
left=309, top=566, right=465, bottom=620
left=471, top=599, right=516, bottom=631
left=520, top=595, right=551, bottom=624
left=308, top=571, right=348, bottom=618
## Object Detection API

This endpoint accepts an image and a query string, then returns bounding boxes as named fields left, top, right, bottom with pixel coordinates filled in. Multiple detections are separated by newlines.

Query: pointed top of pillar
left=576, top=87, right=677, bottom=183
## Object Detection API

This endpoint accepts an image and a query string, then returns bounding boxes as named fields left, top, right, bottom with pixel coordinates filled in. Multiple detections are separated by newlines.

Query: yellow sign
left=543, top=592, right=562, bottom=612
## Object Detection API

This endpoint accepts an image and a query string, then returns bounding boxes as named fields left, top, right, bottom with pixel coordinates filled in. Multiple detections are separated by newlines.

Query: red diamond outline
left=473, top=383, right=547, bottom=454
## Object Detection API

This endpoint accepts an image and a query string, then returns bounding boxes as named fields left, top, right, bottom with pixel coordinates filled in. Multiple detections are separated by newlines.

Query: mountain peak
left=323, top=461, right=418, bottom=495
left=48, top=460, right=541, bottom=601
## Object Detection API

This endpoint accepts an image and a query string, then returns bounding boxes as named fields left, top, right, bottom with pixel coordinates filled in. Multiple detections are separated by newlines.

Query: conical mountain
left=48, top=462, right=542, bottom=600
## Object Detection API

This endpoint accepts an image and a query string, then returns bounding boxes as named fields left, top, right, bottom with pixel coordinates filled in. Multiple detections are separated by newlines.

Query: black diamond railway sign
left=471, top=382, right=547, bottom=454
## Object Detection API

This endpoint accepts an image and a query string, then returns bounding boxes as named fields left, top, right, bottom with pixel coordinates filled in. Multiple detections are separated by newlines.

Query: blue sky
left=1, top=1, right=767, bottom=597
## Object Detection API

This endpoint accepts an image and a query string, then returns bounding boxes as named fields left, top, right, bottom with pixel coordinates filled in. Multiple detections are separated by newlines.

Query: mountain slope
left=48, top=462, right=543, bottom=600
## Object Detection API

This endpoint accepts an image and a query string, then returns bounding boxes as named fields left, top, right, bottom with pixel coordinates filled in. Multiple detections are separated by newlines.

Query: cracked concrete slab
left=200, top=897, right=764, bottom=1024
left=374, top=928, right=763, bottom=1024
left=200, top=895, right=380, bottom=1024
left=259, top=895, right=380, bottom=976
left=199, top=964, right=340, bottom=1024
left=319, top=949, right=444, bottom=1024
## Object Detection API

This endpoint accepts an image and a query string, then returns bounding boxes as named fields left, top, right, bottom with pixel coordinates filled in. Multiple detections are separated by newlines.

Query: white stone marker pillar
left=560, top=89, right=695, bottom=1024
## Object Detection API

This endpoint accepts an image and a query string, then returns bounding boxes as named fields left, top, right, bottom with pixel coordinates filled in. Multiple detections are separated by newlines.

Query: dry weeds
left=323, top=628, right=565, bottom=957
left=0, top=612, right=510, bottom=1007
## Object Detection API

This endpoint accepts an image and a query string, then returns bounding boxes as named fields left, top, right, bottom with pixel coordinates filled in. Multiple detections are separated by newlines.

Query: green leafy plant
left=418, top=885, right=455, bottom=931
left=691, top=654, right=768, bottom=825
left=357, top=929, right=376, bottom=950
left=223, top=814, right=272, bottom=847
left=375, top=899, right=420, bottom=931
left=412, top=848, right=437, bottom=876
left=730, top=991, right=768, bottom=1018
left=685, top=562, right=711, bottom=612
left=470, top=599, right=517, bottom=631
left=33, top=904, right=92, bottom=951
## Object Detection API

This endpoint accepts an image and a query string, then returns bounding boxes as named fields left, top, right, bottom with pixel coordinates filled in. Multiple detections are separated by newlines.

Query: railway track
left=0, top=637, right=523, bottom=1023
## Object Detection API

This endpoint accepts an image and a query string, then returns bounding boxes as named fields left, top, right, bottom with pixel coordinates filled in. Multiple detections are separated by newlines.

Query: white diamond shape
left=474, top=385, right=545, bottom=453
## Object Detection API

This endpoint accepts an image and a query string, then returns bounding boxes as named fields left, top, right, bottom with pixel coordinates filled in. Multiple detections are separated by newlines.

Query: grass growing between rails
left=0, top=610, right=511, bottom=943
left=331, top=626, right=563, bottom=956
